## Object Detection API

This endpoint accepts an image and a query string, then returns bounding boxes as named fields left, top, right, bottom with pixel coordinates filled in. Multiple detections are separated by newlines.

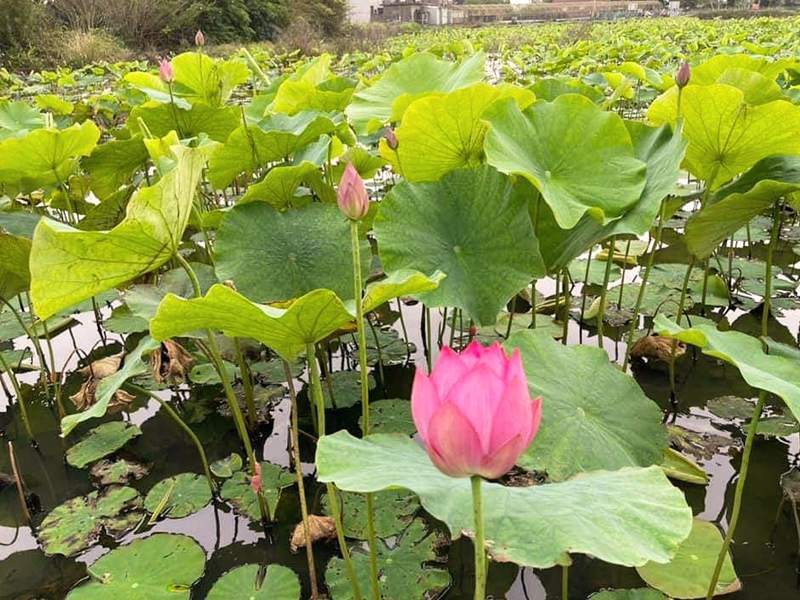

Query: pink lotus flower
left=159, top=58, right=174, bottom=84
left=250, top=462, right=262, bottom=494
left=384, top=127, right=398, bottom=150
left=676, top=61, right=691, bottom=88
left=195, top=30, right=205, bottom=47
left=412, top=342, right=542, bottom=479
left=337, top=163, right=370, bottom=221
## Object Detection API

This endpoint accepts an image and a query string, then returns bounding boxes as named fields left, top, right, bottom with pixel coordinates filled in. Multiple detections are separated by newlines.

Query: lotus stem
left=668, top=260, right=695, bottom=399
left=349, top=220, right=380, bottom=600
left=617, top=239, right=631, bottom=308
left=283, top=359, right=320, bottom=599
left=366, top=317, right=386, bottom=392
left=449, top=308, right=458, bottom=347
left=596, top=236, right=616, bottom=349
left=0, top=352, right=34, bottom=440
left=505, top=295, right=516, bottom=339
left=126, top=383, right=215, bottom=492
left=471, top=475, right=487, bottom=600
left=305, top=342, right=363, bottom=600
left=579, top=247, right=594, bottom=342
left=530, top=280, right=538, bottom=328
left=234, top=338, right=257, bottom=429
left=561, top=270, right=570, bottom=345
left=40, top=318, right=64, bottom=417
left=397, top=298, right=410, bottom=360
left=317, top=346, right=338, bottom=410
left=0, top=296, right=49, bottom=385
left=8, top=442, right=30, bottom=523
left=425, top=307, right=433, bottom=371
left=562, top=564, right=569, bottom=600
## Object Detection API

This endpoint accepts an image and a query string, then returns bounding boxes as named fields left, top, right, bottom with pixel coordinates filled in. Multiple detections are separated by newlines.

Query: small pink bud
left=159, top=58, right=174, bottom=84
left=384, top=127, right=398, bottom=150
left=676, top=61, right=691, bottom=88
left=411, top=342, right=542, bottom=479
left=337, top=163, right=370, bottom=221
left=250, top=462, right=262, bottom=494
left=195, top=30, right=205, bottom=47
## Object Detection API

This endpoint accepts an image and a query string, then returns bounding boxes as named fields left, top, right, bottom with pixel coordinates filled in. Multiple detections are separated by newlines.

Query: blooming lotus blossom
left=159, top=58, right=174, bottom=84
left=411, top=341, right=542, bottom=479
left=337, top=163, right=370, bottom=221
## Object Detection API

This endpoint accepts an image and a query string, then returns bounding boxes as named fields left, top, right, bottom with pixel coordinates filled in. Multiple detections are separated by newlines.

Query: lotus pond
left=2, top=15, right=800, bottom=600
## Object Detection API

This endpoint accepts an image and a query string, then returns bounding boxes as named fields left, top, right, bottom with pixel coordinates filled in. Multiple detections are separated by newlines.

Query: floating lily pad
left=636, top=519, right=740, bottom=599
left=323, top=488, right=420, bottom=540
left=660, top=448, right=708, bottom=486
left=250, top=359, right=304, bottom=383
left=362, top=326, right=415, bottom=365
left=206, top=564, right=301, bottom=600
left=360, top=399, right=415, bottom=436
left=89, top=458, right=150, bottom=486
left=65, top=533, right=205, bottom=600
left=326, top=519, right=450, bottom=600
left=590, top=590, right=668, bottom=600
left=707, top=396, right=755, bottom=421
left=569, top=258, right=621, bottom=285
left=321, top=370, right=376, bottom=409
left=221, top=461, right=294, bottom=521
left=747, top=414, right=800, bottom=437
left=66, top=422, right=142, bottom=468
left=38, top=486, right=144, bottom=557
left=211, top=454, right=243, bottom=479
left=144, top=473, right=212, bottom=520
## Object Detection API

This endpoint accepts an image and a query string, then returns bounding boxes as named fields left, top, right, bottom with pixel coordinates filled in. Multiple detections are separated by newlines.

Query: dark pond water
left=1, top=241, right=799, bottom=600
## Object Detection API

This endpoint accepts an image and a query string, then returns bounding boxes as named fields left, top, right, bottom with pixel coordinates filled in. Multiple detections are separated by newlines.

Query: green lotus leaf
left=374, top=166, right=544, bottom=326
left=690, top=54, right=794, bottom=86
left=207, top=564, right=300, bottom=600
left=529, top=77, right=605, bottom=103
left=210, top=453, right=242, bottom=478
left=660, top=448, right=708, bottom=486
left=38, top=486, right=144, bottom=557
left=320, top=370, right=376, bottom=409
left=65, top=533, right=205, bottom=600
left=326, top=518, right=450, bottom=600
left=76, top=188, right=134, bottom=232
left=171, top=52, right=251, bottom=107
left=590, top=590, right=668, bottom=600
left=128, top=102, right=240, bottom=143
left=317, top=432, right=692, bottom=569
left=207, top=111, right=340, bottom=189
left=647, top=84, right=800, bottom=189
left=484, top=95, right=647, bottom=229
left=323, top=488, right=420, bottom=539
left=358, top=269, right=445, bottom=314
left=505, top=329, right=666, bottom=480
left=124, top=72, right=192, bottom=108
left=124, top=263, right=218, bottom=325
left=0, top=210, right=41, bottom=238
left=220, top=461, right=294, bottom=521
left=35, top=94, right=75, bottom=115
left=654, top=315, right=800, bottom=423
left=150, top=285, right=354, bottom=360
left=0, top=100, right=44, bottom=139
left=239, top=161, right=319, bottom=208
left=83, top=134, right=149, bottom=200
left=0, top=121, right=100, bottom=195
left=89, top=458, right=150, bottom=486
left=333, top=145, right=388, bottom=180
left=362, top=326, right=416, bottom=365
left=273, top=75, right=355, bottom=116
left=360, top=399, right=415, bottom=436
left=382, top=82, right=535, bottom=182
left=0, top=231, right=31, bottom=299
left=636, top=519, right=740, bottom=599
left=568, top=258, right=621, bottom=285
left=714, top=68, right=784, bottom=105
left=30, top=143, right=216, bottom=320
left=66, top=422, right=142, bottom=468
left=215, top=202, right=369, bottom=303
left=346, top=51, right=485, bottom=133
left=144, top=473, right=212, bottom=519
left=685, top=155, right=800, bottom=257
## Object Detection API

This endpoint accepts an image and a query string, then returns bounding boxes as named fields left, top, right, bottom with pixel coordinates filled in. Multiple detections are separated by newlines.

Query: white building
left=348, top=0, right=377, bottom=23
left=509, top=0, right=534, bottom=4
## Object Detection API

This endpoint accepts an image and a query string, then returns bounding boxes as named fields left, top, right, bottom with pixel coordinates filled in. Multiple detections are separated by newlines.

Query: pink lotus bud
left=337, top=163, right=370, bottom=221
left=250, top=462, right=262, bottom=494
left=159, top=58, right=174, bottom=84
left=676, top=61, right=691, bottom=88
left=195, top=30, right=205, bottom=47
left=384, top=127, right=398, bottom=150
left=411, top=341, right=542, bottom=479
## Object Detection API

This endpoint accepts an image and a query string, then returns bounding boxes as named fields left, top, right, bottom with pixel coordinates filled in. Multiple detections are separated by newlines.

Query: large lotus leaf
left=358, top=269, right=445, bottom=314
left=0, top=210, right=41, bottom=238
left=484, top=95, right=647, bottom=229
left=529, top=77, right=605, bottom=103
left=317, top=432, right=692, bottom=569
left=124, top=72, right=190, bottom=108
left=685, top=155, right=800, bottom=257
left=215, top=202, right=369, bottom=303
left=273, top=76, right=355, bottom=116
left=38, top=486, right=144, bottom=557
left=326, top=518, right=450, bottom=600
left=346, top=51, right=485, bottom=132
left=83, top=135, right=149, bottom=200
left=654, top=316, right=800, bottom=422
left=323, top=488, right=420, bottom=539
left=361, top=399, right=415, bottom=435
left=77, top=188, right=134, bottom=232
left=0, top=121, right=100, bottom=194
left=0, top=100, right=44, bottom=139
left=144, top=473, right=212, bottom=519
left=124, top=264, right=217, bottom=324
left=0, top=231, right=31, bottom=299
left=382, top=83, right=535, bottom=182
left=171, top=52, right=251, bottom=107
left=207, top=112, right=340, bottom=189
left=636, top=519, right=740, bottom=599
left=714, top=68, right=784, bottom=105
left=690, top=54, right=794, bottom=86
left=150, top=285, right=354, bottom=360
left=64, top=533, right=205, bottom=600
left=61, top=336, right=159, bottom=436
left=373, top=166, right=544, bottom=327
left=220, top=461, right=294, bottom=521
left=320, top=370, right=376, bottom=409
left=66, top=422, right=142, bottom=468
left=505, top=329, right=665, bottom=480
left=128, top=102, right=240, bottom=142
left=535, top=120, right=686, bottom=270
left=590, top=591, right=668, bottom=600
left=647, top=84, right=800, bottom=189
left=239, top=161, right=319, bottom=208
left=207, top=564, right=300, bottom=600
left=30, top=143, right=216, bottom=320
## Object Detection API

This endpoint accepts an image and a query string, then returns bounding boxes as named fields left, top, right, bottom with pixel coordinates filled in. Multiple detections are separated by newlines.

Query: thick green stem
left=126, top=384, right=214, bottom=491
left=617, top=239, right=631, bottom=307
left=669, top=260, right=695, bottom=396
left=505, top=295, right=516, bottom=339
left=530, top=280, right=538, bottom=328
left=349, top=221, right=380, bottom=600
left=561, top=270, right=570, bottom=345
left=306, top=342, right=363, bottom=600
left=449, top=308, right=458, bottom=348
left=596, top=236, right=616, bottom=349
left=425, top=307, right=433, bottom=371
left=0, top=352, right=34, bottom=439
left=0, top=297, right=49, bottom=383
left=234, top=338, right=256, bottom=429
left=562, top=564, right=569, bottom=600
left=471, top=475, right=486, bottom=600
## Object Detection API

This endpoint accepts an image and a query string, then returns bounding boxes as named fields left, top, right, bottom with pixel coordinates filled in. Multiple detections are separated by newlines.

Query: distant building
left=372, top=0, right=457, bottom=25
left=348, top=0, right=378, bottom=23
